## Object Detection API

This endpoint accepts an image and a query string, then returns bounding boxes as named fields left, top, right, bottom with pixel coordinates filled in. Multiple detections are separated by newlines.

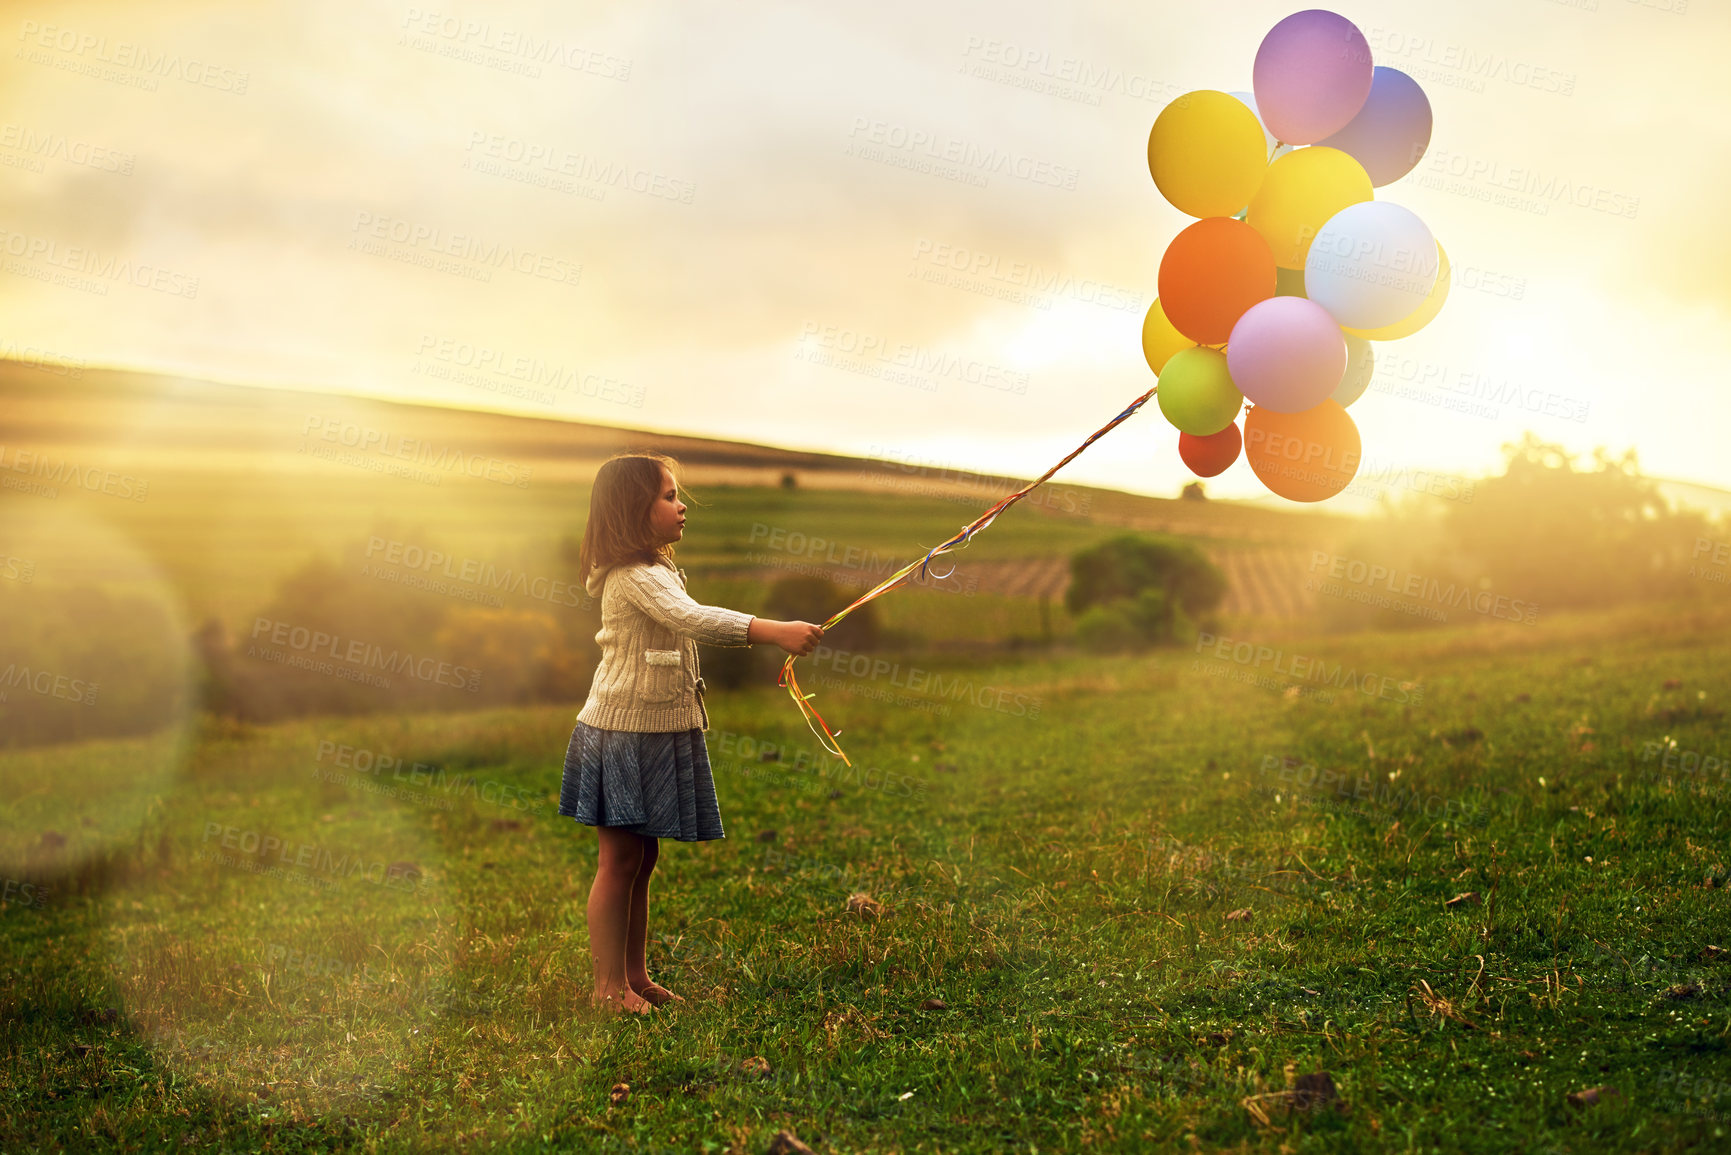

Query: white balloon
left=1332, top=333, right=1375, bottom=406
left=1228, top=90, right=1296, bottom=164
left=1305, top=202, right=1439, bottom=330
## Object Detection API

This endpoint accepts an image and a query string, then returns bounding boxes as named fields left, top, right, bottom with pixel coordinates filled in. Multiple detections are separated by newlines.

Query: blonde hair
left=577, top=453, right=682, bottom=580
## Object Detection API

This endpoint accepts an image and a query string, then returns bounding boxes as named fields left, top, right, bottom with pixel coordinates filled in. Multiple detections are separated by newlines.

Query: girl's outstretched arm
left=612, top=564, right=753, bottom=646
left=614, top=564, right=821, bottom=654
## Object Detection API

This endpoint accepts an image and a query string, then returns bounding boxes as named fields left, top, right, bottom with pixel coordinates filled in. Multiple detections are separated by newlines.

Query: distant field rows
left=702, top=548, right=1320, bottom=622
left=2, top=365, right=1349, bottom=633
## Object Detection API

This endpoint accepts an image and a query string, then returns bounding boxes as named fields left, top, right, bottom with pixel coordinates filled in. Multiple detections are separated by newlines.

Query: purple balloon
left=1253, top=9, right=1374, bottom=146
left=1227, top=296, right=1347, bottom=414
left=1318, top=67, right=1433, bottom=186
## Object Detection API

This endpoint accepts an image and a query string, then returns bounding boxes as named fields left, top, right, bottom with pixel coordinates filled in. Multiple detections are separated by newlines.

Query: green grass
left=4, top=600, right=1730, bottom=1152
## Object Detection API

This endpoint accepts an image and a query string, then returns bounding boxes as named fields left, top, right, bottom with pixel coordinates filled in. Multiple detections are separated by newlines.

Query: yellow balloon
left=1141, top=298, right=1191, bottom=375
left=1247, top=146, right=1373, bottom=270
left=1344, top=243, right=1451, bottom=340
left=1148, top=90, right=1269, bottom=219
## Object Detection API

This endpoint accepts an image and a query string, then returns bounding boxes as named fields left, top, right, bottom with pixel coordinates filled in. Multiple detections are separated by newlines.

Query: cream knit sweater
left=575, top=560, right=755, bottom=732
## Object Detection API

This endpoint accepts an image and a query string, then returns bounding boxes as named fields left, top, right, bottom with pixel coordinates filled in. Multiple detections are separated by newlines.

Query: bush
left=200, top=530, right=600, bottom=723
left=1074, top=603, right=1137, bottom=653
left=1074, top=587, right=1194, bottom=653
left=1065, top=534, right=1224, bottom=649
left=0, top=585, right=191, bottom=748
left=1066, top=534, right=1225, bottom=618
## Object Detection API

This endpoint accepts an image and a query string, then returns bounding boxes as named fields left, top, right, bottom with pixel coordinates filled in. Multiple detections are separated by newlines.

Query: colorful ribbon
left=778, top=382, right=1161, bottom=765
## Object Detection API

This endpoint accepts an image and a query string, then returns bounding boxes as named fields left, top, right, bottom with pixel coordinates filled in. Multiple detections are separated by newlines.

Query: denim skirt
left=558, top=722, right=725, bottom=842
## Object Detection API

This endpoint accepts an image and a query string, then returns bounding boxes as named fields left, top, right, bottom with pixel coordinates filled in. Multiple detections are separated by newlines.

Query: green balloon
left=1157, top=347, right=1243, bottom=436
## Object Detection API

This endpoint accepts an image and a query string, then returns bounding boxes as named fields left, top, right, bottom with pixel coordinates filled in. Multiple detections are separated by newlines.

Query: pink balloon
left=1253, top=10, right=1374, bottom=146
left=1226, top=296, right=1348, bottom=413
left=1318, top=66, right=1433, bottom=186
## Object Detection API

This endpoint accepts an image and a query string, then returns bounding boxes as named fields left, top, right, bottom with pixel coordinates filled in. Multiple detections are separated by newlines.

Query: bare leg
left=626, top=836, right=684, bottom=1006
left=588, top=826, right=653, bottom=1013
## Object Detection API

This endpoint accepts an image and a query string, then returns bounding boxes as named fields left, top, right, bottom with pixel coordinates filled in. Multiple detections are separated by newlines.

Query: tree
left=1315, top=432, right=1719, bottom=632
left=1438, top=434, right=1705, bottom=609
left=1065, top=535, right=1226, bottom=650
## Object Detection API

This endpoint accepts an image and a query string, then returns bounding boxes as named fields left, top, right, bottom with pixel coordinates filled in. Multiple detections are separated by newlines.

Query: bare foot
left=591, top=988, right=654, bottom=1015
left=630, top=980, right=685, bottom=1007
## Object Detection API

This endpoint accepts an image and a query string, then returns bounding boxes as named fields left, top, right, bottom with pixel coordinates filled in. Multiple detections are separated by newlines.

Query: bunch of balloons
left=1141, top=9, right=1447, bottom=502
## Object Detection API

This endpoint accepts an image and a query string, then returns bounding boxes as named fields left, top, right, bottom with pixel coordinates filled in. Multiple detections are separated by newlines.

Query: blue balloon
left=1318, top=67, right=1433, bottom=187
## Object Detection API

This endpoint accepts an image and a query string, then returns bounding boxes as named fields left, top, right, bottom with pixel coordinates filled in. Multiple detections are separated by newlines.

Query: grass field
left=4, top=596, right=1729, bottom=1153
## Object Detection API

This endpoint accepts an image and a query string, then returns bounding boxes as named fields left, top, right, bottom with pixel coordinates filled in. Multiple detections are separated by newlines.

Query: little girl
left=562, top=452, right=824, bottom=1014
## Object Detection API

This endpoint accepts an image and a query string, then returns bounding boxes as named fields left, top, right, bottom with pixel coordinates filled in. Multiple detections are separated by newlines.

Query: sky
left=3, top=0, right=1729, bottom=507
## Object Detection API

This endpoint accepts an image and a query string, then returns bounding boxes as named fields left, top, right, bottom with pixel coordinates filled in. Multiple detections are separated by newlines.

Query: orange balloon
left=1243, top=400, right=1361, bottom=502
left=1157, top=218, right=1277, bottom=345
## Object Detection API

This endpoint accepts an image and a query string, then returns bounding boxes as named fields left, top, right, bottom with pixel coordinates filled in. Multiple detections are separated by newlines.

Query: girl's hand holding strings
left=750, top=619, right=825, bottom=657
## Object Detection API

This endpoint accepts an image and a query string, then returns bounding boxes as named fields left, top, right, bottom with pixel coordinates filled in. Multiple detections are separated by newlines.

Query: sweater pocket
left=641, top=648, right=683, bottom=703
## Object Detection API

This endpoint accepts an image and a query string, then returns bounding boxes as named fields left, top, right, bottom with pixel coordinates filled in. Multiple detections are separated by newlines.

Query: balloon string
left=778, top=382, right=1160, bottom=765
